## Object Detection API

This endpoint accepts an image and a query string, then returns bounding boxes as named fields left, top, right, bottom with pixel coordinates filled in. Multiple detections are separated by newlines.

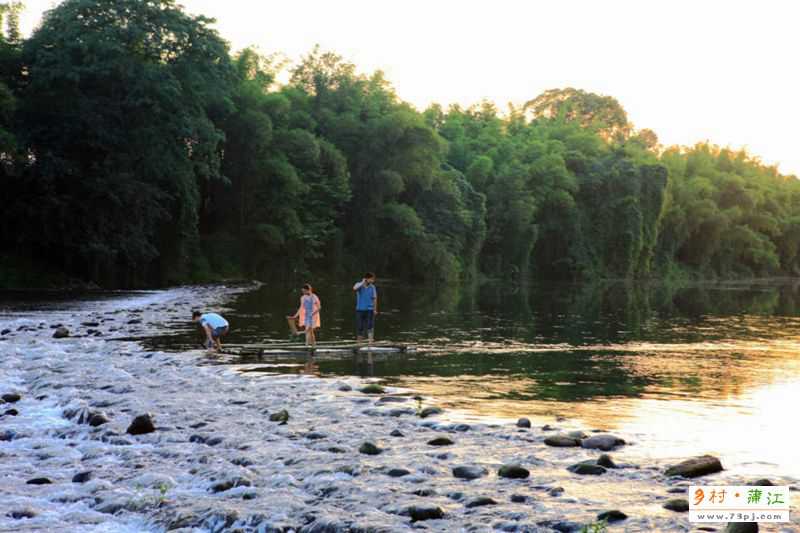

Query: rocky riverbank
left=1, top=285, right=798, bottom=532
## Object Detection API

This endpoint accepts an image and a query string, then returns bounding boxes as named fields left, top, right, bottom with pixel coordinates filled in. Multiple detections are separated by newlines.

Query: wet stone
left=26, top=477, right=52, bottom=485
left=663, top=498, right=689, bottom=512
left=359, top=442, right=382, bottom=455
left=269, top=410, right=289, bottom=424
left=52, top=326, right=69, bottom=338
left=725, top=523, right=758, bottom=533
left=567, top=462, right=606, bottom=476
left=126, top=414, right=156, bottom=435
left=413, top=488, right=437, bottom=497
left=544, top=435, right=581, bottom=447
left=7, top=508, right=36, bottom=519
left=72, top=471, right=92, bottom=483
left=205, top=436, right=224, bottom=446
left=452, top=465, right=488, bottom=480
left=580, top=434, right=625, bottom=451
left=665, top=455, right=723, bottom=478
left=466, top=496, right=497, bottom=508
left=667, top=486, right=687, bottom=494
left=419, top=406, right=443, bottom=418
left=387, top=468, right=411, bottom=478
left=189, top=434, right=207, bottom=444
left=305, top=432, right=327, bottom=440
left=88, top=413, right=109, bottom=427
left=408, top=505, right=444, bottom=521
left=749, top=478, right=773, bottom=486
left=510, top=494, right=528, bottom=503
left=596, top=454, right=617, bottom=468
left=427, top=436, right=454, bottom=446
left=538, top=520, right=584, bottom=532
left=516, top=418, right=531, bottom=428
left=390, top=429, right=404, bottom=437
left=498, top=464, right=530, bottom=479
left=1, top=393, right=21, bottom=403
left=359, top=384, right=385, bottom=395
left=597, top=510, right=628, bottom=522
left=210, top=477, right=252, bottom=493
left=3, top=409, right=18, bottom=416
left=548, top=486, right=565, bottom=496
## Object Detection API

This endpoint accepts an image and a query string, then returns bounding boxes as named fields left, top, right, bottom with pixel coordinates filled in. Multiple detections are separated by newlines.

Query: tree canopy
left=1, top=1, right=797, bottom=288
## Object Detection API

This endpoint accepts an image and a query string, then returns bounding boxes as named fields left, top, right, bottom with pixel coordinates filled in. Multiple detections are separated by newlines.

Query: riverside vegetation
left=1, top=0, right=799, bottom=288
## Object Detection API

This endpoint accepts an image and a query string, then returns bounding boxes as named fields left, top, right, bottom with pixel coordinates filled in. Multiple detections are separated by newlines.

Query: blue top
left=302, top=294, right=315, bottom=315
left=200, top=313, right=228, bottom=329
left=356, top=284, right=377, bottom=311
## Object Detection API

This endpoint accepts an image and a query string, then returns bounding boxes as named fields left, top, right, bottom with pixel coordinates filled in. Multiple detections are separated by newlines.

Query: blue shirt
left=356, top=284, right=377, bottom=311
left=200, top=313, right=228, bottom=329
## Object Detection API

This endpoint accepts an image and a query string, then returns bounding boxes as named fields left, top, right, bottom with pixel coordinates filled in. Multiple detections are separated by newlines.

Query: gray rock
left=3, top=409, right=18, bottom=416
left=206, top=436, right=224, bottom=446
left=189, top=434, right=206, bottom=444
left=126, top=414, right=155, bottom=435
left=665, top=455, right=723, bottom=478
left=387, top=468, right=410, bottom=477
left=580, top=434, right=625, bottom=451
left=725, top=523, right=758, bottom=533
left=8, top=508, right=36, bottom=519
left=390, top=429, right=404, bottom=437
left=269, top=410, right=289, bottom=424
left=666, top=486, right=687, bottom=494
left=597, top=510, right=627, bottom=522
left=72, top=472, right=92, bottom=483
left=466, top=496, right=497, bottom=508
left=419, top=406, right=443, bottom=418
left=359, top=442, right=382, bottom=455
left=1, top=393, right=21, bottom=403
left=88, top=413, right=109, bottom=427
left=26, top=477, right=52, bottom=485
left=516, top=418, right=531, bottom=428
left=498, top=464, right=530, bottom=479
left=567, top=462, right=606, bottom=475
left=408, top=505, right=444, bottom=521
left=359, top=384, right=385, bottom=394
left=378, top=396, right=408, bottom=403
left=52, top=327, right=69, bottom=338
left=427, top=437, right=454, bottom=446
left=663, top=498, right=689, bottom=512
left=567, top=430, right=588, bottom=439
left=305, top=432, right=327, bottom=440
left=548, top=486, right=565, bottom=496
left=544, top=435, right=581, bottom=447
left=210, top=477, right=251, bottom=493
left=337, top=384, right=352, bottom=392
left=452, top=465, right=488, bottom=480
left=510, top=494, right=528, bottom=503
left=596, top=454, right=617, bottom=468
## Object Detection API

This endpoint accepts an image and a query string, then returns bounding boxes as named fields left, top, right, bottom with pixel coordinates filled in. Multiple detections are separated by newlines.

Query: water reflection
left=140, top=279, right=800, bottom=477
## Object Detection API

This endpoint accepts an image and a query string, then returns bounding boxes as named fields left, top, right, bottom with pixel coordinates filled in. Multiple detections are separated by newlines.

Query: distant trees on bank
left=1, top=0, right=798, bottom=288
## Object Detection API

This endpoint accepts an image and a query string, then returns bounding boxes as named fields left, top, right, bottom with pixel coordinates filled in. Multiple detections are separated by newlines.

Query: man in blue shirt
left=192, top=311, right=229, bottom=351
left=353, top=272, right=378, bottom=341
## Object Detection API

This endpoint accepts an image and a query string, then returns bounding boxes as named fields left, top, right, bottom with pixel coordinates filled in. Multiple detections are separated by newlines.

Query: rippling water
left=141, top=280, right=800, bottom=480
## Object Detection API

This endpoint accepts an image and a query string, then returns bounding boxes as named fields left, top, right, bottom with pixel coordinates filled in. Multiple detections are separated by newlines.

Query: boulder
left=359, top=384, right=385, bottom=394
left=516, top=418, right=531, bottom=428
left=419, top=406, right=443, bottom=418
left=88, top=413, right=109, bottom=427
left=544, top=435, right=581, bottom=447
left=126, top=414, right=156, bottom=435
left=408, top=505, right=444, bottom=522
left=359, top=442, right=382, bottom=455
left=498, top=464, right=530, bottom=479
left=466, top=496, right=497, bottom=508
left=725, top=523, right=758, bottom=533
left=597, top=510, right=627, bottom=522
left=52, top=327, right=69, bottom=339
left=452, top=465, right=488, bottom=480
left=26, top=477, right=52, bottom=485
left=268, top=410, right=289, bottom=424
left=663, top=498, right=689, bottom=512
left=427, top=437, right=454, bottom=446
left=665, top=455, right=723, bottom=478
left=580, top=434, right=625, bottom=451
left=387, top=468, right=410, bottom=478
left=72, top=472, right=92, bottom=483
left=596, top=454, right=617, bottom=469
left=567, top=462, right=606, bottom=476
left=3, top=409, right=18, bottom=416
left=1, top=393, right=21, bottom=403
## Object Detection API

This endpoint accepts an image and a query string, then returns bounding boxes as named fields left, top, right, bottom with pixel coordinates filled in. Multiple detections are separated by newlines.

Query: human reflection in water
left=301, top=354, right=319, bottom=376
left=354, top=350, right=375, bottom=377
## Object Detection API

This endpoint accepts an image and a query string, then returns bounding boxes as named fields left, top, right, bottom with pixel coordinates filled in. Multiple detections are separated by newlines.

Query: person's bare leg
left=310, top=328, right=316, bottom=346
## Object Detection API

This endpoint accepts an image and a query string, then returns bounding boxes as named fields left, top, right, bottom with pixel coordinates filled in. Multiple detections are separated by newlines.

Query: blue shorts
left=211, top=326, right=228, bottom=339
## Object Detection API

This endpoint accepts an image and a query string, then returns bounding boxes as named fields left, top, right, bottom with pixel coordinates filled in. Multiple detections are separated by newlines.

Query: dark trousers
left=356, top=310, right=375, bottom=338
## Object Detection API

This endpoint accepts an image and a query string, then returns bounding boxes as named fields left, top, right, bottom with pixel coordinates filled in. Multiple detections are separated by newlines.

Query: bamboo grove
left=1, top=0, right=798, bottom=288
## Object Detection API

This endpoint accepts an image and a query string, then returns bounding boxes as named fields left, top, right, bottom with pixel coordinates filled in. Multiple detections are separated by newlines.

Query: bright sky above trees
left=19, top=0, right=800, bottom=175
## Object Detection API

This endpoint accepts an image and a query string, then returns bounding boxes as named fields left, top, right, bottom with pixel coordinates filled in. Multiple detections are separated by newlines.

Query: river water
left=0, top=281, right=798, bottom=532
left=144, top=280, right=800, bottom=481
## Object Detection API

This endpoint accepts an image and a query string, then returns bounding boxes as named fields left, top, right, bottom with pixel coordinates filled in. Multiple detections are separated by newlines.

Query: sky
left=18, top=0, right=800, bottom=175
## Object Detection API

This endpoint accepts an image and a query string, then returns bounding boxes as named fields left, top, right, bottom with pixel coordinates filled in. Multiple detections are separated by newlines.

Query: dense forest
left=1, top=0, right=798, bottom=288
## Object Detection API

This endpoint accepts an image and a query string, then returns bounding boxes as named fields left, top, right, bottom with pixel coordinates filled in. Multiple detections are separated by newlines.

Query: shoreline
left=1, top=285, right=798, bottom=532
